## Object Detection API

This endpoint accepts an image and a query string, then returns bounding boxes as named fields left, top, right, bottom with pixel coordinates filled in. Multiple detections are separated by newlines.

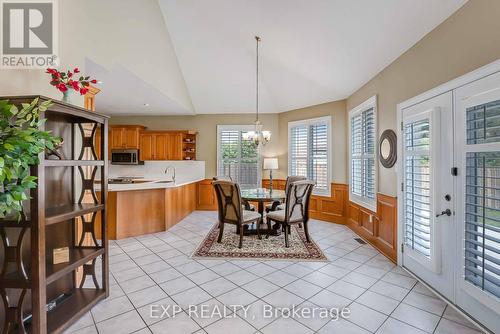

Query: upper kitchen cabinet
left=110, top=125, right=145, bottom=149
left=138, top=130, right=197, bottom=161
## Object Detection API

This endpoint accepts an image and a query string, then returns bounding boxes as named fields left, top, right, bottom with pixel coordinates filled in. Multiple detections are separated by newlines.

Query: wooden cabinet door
left=139, top=133, right=154, bottom=160
left=110, top=127, right=125, bottom=149
left=124, top=128, right=139, bottom=148
left=167, top=133, right=183, bottom=160
left=154, top=134, right=168, bottom=160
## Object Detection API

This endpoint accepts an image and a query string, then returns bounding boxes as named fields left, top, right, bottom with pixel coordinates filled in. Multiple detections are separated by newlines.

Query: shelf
left=46, top=289, right=106, bottom=334
left=45, top=160, right=105, bottom=167
left=46, top=204, right=104, bottom=225
left=0, top=220, right=32, bottom=228
left=0, top=273, right=31, bottom=288
left=46, top=247, right=105, bottom=284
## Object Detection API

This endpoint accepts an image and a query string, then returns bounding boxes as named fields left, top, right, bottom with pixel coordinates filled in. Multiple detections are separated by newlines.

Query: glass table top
left=240, top=188, right=286, bottom=201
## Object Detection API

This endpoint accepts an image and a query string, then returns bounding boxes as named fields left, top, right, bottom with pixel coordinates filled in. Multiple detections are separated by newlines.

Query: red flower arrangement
left=46, top=67, right=97, bottom=95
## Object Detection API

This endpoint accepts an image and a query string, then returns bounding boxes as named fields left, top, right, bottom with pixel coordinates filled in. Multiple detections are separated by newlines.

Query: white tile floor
left=64, top=211, right=485, bottom=334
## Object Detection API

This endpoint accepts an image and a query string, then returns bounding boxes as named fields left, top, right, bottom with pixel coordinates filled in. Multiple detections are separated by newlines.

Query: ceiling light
left=143, top=103, right=150, bottom=107
left=242, top=36, right=271, bottom=146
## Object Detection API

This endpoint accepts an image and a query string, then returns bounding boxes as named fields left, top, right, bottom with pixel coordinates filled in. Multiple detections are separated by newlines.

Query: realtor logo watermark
left=1, top=0, right=58, bottom=68
left=150, top=303, right=351, bottom=322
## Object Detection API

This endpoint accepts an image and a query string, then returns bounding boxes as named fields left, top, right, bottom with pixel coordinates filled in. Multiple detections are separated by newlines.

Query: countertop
left=97, top=177, right=204, bottom=192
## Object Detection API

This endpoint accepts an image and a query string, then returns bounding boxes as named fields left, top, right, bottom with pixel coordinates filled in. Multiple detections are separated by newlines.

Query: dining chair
left=213, top=176, right=255, bottom=211
left=212, top=180, right=261, bottom=248
left=266, top=180, right=315, bottom=247
left=265, top=175, right=307, bottom=212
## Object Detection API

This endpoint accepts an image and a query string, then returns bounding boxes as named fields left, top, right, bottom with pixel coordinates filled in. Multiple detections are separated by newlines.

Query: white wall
left=109, top=160, right=205, bottom=184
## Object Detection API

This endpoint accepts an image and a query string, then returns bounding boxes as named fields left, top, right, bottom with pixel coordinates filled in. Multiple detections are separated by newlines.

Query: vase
left=62, top=89, right=77, bottom=104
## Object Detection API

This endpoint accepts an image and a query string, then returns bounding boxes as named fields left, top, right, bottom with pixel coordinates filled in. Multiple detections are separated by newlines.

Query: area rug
left=191, top=223, right=327, bottom=261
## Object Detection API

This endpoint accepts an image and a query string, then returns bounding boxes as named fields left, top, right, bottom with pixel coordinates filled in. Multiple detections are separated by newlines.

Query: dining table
left=240, top=188, right=286, bottom=236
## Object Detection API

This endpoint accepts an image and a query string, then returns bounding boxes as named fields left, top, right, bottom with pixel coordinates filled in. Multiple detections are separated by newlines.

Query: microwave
left=110, top=149, right=144, bottom=165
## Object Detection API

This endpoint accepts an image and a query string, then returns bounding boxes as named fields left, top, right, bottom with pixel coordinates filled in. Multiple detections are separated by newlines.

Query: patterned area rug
left=192, top=223, right=327, bottom=261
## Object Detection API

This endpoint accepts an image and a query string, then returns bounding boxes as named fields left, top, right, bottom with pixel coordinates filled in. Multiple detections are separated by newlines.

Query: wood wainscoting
left=262, top=179, right=397, bottom=262
left=346, top=194, right=398, bottom=261
left=195, top=178, right=398, bottom=262
left=263, top=179, right=348, bottom=224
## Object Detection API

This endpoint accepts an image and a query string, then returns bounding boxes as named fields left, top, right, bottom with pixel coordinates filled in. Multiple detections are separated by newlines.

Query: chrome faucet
left=164, top=166, right=176, bottom=182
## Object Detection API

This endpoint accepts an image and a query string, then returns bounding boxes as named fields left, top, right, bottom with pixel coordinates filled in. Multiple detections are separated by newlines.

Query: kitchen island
left=96, top=177, right=202, bottom=240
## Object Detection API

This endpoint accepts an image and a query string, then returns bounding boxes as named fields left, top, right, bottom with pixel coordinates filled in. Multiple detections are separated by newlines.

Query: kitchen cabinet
left=110, top=125, right=145, bottom=149
left=138, top=130, right=196, bottom=161
left=167, top=133, right=183, bottom=160
left=139, top=133, right=154, bottom=160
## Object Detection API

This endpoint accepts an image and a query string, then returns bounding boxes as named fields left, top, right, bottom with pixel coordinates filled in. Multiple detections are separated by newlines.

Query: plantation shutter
left=311, top=123, right=328, bottom=191
left=404, top=119, right=432, bottom=258
left=290, top=125, right=308, bottom=177
left=464, top=100, right=500, bottom=298
left=289, top=118, right=331, bottom=195
left=218, top=127, right=260, bottom=189
left=350, top=107, right=376, bottom=206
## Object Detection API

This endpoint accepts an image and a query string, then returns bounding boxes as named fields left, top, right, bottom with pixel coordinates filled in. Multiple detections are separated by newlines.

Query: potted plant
left=0, top=98, right=61, bottom=221
left=46, top=67, right=98, bottom=104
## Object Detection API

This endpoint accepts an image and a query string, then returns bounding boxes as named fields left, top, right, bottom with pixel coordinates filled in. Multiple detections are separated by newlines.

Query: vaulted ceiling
left=84, top=0, right=467, bottom=115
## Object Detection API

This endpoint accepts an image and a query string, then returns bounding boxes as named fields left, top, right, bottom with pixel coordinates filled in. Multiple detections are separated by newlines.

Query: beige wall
left=109, top=114, right=279, bottom=179
left=277, top=100, right=347, bottom=182
left=110, top=100, right=347, bottom=182
left=347, top=0, right=500, bottom=196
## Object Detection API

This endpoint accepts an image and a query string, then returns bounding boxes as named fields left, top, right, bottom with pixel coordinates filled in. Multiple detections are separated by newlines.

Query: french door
left=401, top=92, right=455, bottom=301
left=401, top=71, right=500, bottom=333
left=454, top=71, right=500, bottom=333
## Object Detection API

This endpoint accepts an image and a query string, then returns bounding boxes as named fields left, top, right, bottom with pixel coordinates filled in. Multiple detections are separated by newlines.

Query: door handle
left=436, top=209, right=452, bottom=217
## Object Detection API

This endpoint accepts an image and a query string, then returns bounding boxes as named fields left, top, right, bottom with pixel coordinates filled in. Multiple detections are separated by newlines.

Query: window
left=217, top=125, right=260, bottom=189
left=349, top=96, right=377, bottom=211
left=288, top=116, right=331, bottom=196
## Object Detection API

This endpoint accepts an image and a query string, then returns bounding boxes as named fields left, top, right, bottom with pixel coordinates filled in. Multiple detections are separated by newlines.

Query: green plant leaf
left=0, top=98, right=57, bottom=221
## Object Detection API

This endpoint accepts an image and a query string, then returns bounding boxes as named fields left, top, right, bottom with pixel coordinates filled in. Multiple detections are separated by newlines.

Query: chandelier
left=243, top=36, right=271, bottom=146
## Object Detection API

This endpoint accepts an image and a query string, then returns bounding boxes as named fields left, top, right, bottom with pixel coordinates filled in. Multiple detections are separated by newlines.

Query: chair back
left=284, top=180, right=315, bottom=223
left=284, top=175, right=307, bottom=195
left=212, top=180, right=243, bottom=224
left=213, top=176, right=233, bottom=181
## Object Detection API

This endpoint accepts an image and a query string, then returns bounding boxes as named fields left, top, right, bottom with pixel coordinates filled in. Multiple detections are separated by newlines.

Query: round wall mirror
left=379, top=129, right=397, bottom=168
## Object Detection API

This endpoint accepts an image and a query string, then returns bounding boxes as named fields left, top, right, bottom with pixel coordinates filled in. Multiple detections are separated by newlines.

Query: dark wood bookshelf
left=45, top=204, right=105, bottom=225
left=0, top=95, right=109, bottom=334
left=46, top=248, right=105, bottom=284
left=46, top=289, right=106, bottom=334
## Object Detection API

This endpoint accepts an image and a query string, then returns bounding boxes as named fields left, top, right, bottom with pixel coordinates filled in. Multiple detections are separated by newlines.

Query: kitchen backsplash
left=109, top=160, right=205, bottom=181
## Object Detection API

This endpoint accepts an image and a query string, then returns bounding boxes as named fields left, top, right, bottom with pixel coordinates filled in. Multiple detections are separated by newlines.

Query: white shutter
left=364, top=108, right=376, bottom=199
left=351, top=114, right=363, bottom=196
left=404, top=118, right=432, bottom=258
left=464, top=100, right=500, bottom=299
left=290, top=125, right=308, bottom=177
left=288, top=117, right=331, bottom=195
left=219, top=129, right=239, bottom=180
left=217, top=126, right=260, bottom=189
left=311, top=123, right=328, bottom=191
left=350, top=105, right=376, bottom=207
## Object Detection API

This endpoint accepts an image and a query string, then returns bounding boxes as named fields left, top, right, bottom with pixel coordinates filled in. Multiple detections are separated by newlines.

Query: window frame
left=287, top=116, right=332, bottom=197
left=216, top=125, right=262, bottom=188
left=348, top=95, right=378, bottom=212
